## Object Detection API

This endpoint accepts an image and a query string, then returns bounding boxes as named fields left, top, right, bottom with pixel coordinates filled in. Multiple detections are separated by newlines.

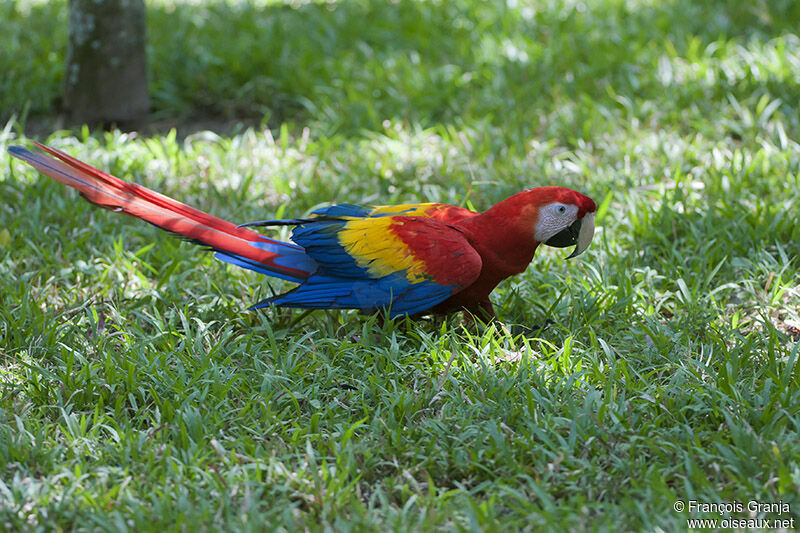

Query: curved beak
left=543, top=212, right=595, bottom=259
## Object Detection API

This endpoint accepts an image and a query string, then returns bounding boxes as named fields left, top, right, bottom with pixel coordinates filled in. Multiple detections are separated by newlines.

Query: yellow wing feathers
left=337, top=217, right=432, bottom=283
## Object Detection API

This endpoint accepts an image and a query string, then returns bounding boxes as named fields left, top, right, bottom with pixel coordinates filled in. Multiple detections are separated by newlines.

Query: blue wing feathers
left=212, top=235, right=318, bottom=281
left=310, top=204, right=371, bottom=218
left=251, top=273, right=455, bottom=317
left=214, top=252, right=309, bottom=282
left=237, top=204, right=480, bottom=317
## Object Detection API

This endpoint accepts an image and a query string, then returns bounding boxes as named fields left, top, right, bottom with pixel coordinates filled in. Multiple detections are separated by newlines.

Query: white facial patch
left=533, top=203, right=580, bottom=242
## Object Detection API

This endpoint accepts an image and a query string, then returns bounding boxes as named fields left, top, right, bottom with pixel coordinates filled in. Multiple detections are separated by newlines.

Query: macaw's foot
left=459, top=300, right=498, bottom=330
left=511, top=318, right=556, bottom=338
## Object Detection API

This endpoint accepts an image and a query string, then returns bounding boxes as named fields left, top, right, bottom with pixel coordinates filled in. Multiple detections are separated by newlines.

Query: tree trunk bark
left=63, top=0, right=150, bottom=128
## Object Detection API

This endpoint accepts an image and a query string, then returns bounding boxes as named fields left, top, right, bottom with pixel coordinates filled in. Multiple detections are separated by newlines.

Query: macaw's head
left=496, top=186, right=597, bottom=259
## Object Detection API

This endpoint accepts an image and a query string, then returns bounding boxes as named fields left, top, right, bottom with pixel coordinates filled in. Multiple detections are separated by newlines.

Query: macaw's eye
left=558, top=205, right=566, bottom=214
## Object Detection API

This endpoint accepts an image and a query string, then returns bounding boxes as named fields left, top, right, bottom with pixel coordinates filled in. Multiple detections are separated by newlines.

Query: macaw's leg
left=474, top=297, right=558, bottom=337
left=479, top=301, right=517, bottom=337
left=476, top=300, right=496, bottom=321
left=460, top=300, right=513, bottom=335
left=461, top=300, right=555, bottom=338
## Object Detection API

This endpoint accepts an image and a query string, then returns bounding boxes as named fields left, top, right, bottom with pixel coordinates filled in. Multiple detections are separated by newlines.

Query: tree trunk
left=63, top=0, right=150, bottom=127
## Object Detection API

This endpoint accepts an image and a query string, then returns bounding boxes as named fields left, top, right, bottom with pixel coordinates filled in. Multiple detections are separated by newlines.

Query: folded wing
left=253, top=214, right=482, bottom=317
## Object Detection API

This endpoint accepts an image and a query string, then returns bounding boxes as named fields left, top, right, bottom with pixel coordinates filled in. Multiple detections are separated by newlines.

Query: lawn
left=2, top=0, right=800, bottom=530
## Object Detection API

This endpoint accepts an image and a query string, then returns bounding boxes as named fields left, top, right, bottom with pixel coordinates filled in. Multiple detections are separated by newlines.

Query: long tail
left=8, top=143, right=317, bottom=283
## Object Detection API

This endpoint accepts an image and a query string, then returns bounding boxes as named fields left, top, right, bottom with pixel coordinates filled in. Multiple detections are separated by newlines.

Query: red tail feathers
left=9, top=143, right=316, bottom=283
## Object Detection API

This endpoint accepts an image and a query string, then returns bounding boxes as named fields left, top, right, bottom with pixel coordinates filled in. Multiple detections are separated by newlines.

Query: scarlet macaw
left=8, top=143, right=596, bottom=320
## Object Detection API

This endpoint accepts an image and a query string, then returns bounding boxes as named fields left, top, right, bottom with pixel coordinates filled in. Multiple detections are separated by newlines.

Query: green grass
left=2, top=0, right=800, bottom=530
